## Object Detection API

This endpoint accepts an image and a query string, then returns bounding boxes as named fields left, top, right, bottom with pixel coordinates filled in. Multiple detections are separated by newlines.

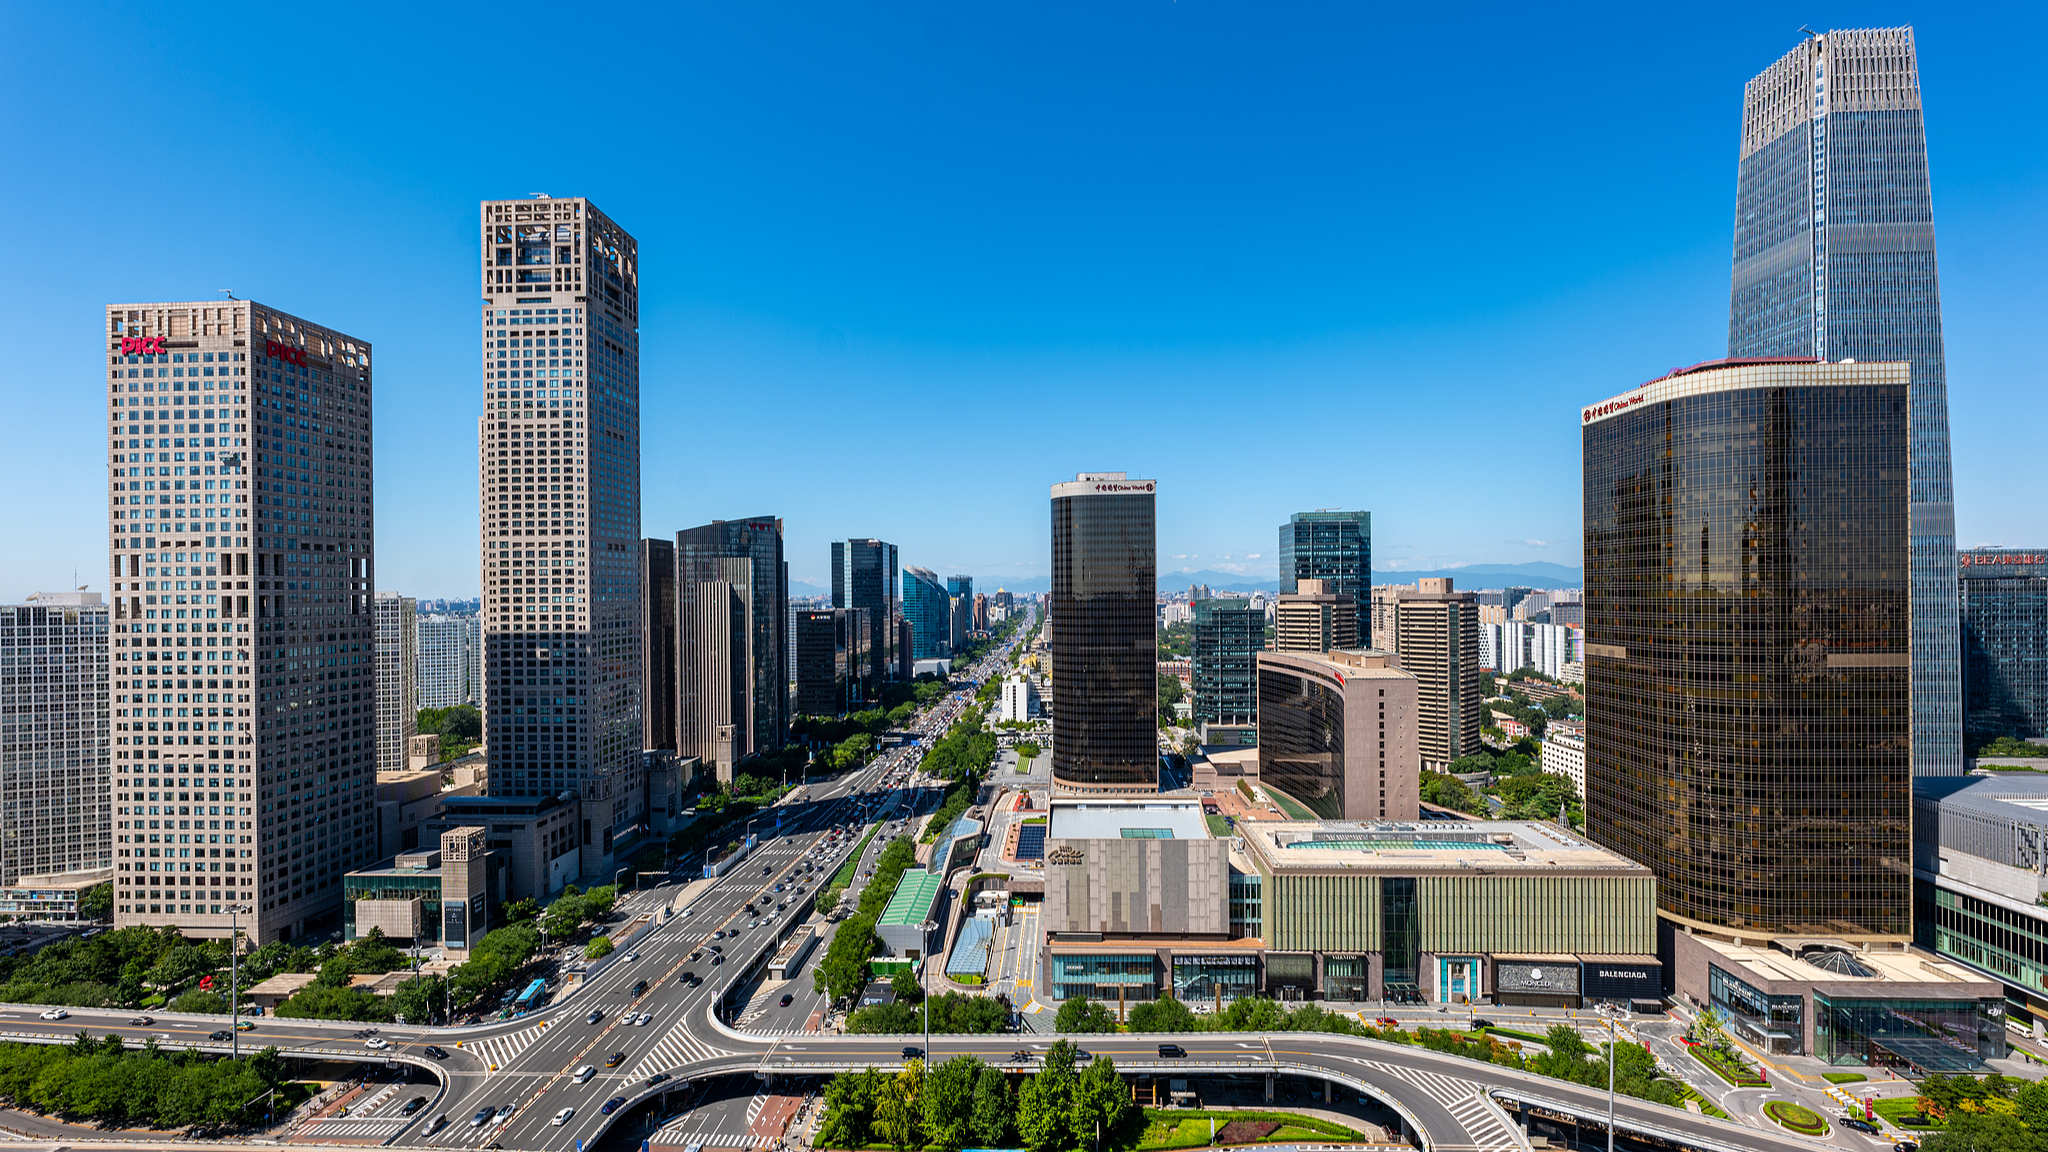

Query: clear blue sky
left=3, top=4, right=2042, bottom=599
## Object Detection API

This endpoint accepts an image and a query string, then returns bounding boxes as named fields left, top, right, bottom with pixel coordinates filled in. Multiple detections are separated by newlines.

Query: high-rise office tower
left=1257, top=648, right=1418, bottom=821
left=1191, top=597, right=1261, bottom=728
left=902, top=566, right=951, bottom=660
left=794, top=607, right=870, bottom=717
left=373, top=592, right=417, bottom=772
left=1390, top=579, right=1481, bottom=771
left=1049, top=472, right=1157, bottom=792
left=675, top=518, right=788, bottom=782
left=1959, top=550, right=2048, bottom=744
left=1729, top=27, right=1959, bottom=776
left=832, top=539, right=899, bottom=686
left=640, top=537, right=678, bottom=752
left=1279, top=511, right=1372, bottom=648
left=477, top=197, right=642, bottom=879
left=1273, top=580, right=1358, bottom=654
left=1, top=593, right=111, bottom=888
left=1583, top=359, right=1912, bottom=938
left=947, top=575, right=974, bottom=653
left=106, top=299, right=375, bottom=942
left=416, top=614, right=472, bottom=709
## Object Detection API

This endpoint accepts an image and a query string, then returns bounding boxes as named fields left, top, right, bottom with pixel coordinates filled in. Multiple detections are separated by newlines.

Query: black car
left=208, top=1029, right=232, bottom=1041
left=1843, top=1119, right=1881, bottom=1135
left=780, top=993, right=794, bottom=1007
left=632, top=980, right=649, bottom=997
left=902, top=1045, right=923, bottom=1059
left=647, top=1072, right=672, bottom=1086
left=1158, top=1043, right=1186, bottom=1058
left=402, top=1096, right=428, bottom=1116
left=602, top=1096, right=628, bottom=1115
left=1469, top=1018, right=1495, bottom=1029
left=423, top=1045, right=449, bottom=1059
left=1894, top=1143, right=1920, bottom=1152
left=713, top=954, right=723, bottom=965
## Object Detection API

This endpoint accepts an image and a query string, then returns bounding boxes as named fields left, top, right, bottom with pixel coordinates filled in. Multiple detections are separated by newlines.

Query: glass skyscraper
left=901, top=566, right=950, bottom=660
left=1050, top=473, right=1158, bottom=792
left=832, top=538, right=899, bottom=686
left=1191, top=597, right=1261, bottom=728
left=1959, top=550, right=2048, bottom=744
left=1278, top=511, right=1371, bottom=648
left=1727, top=26, right=1960, bottom=775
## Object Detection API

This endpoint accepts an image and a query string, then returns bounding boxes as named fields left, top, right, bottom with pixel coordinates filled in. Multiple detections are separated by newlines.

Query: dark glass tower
left=1960, top=551, right=2048, bottom=744
left=1727, top=26, right=1960, bottom=775
left=832, top=538, right=898, bottom=687
left=675, top=517, right=788, bottom=780
left=1050, top=472, right=1158, bottom=792
left=1278, top=511, right=1371, bottom=647
left=1582, top=359, right=1912, bottom=939
left=1192, top=597, right=1261, bottom=727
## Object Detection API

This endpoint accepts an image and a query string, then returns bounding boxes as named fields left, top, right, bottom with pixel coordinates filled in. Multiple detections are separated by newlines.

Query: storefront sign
left=1962, top=553, right=2046, bottom=568
left=264, top=340, right=310, bottom=367
left=1497, top=961, right=1579, bottom=994
left=1174, top=955, right=1258, bottom=967
left=1047, top=845, right=1086, bottom=866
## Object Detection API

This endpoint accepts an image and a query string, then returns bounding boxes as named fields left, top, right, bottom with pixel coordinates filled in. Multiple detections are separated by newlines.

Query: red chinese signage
left=1091, top=482, right=1155, bottom=493
left=118, top=336, right=166, bottom=355
left=264, top=339, right=310, bottom=367
left=1584, top=393, right=1646, bottom=422
left=1962, top=553, right=2046, bottom=567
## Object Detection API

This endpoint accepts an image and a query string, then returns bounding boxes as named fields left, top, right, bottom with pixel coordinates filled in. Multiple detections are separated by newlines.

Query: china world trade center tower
left=1728, top=26, right=1961, bottom=775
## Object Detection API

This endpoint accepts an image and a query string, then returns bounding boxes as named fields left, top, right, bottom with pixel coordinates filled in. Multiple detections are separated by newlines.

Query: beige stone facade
left=1257, top=649, right=1419, bottom=821
left=1390, top=579, right=1482, bottom=770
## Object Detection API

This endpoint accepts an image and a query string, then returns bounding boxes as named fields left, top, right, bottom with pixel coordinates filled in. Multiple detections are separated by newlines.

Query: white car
left=364, top=1037, right=390, bottom=1050
left=38, top=1008, right=68, bottom=1020
left=553, top=1107, right=576, bottom=1126
left=573, top=1065, right=596, bottom=1083
left=623, top=951, right=639, bottom=962
left=635, top=1011, right=652, bottom=1026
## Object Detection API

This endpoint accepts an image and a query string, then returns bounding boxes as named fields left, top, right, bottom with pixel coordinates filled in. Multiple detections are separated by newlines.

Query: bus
left=514, top=977, right=547, bottom=1014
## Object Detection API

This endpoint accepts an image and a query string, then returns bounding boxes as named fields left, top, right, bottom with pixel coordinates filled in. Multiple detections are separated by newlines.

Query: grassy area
left=1266, top=788, right=1316, bottom=821
left=829, top=823, right=881, bottom=889
left=1671, top=1081, right=1730, bottom=1119
left=1133, top=1109, right=1365, bottom=1150
left=1765, top=1101, right=1829, bottom=1135
left=1483, top=1026, right=1549, bottom=1044
left=1824, top=1072, right=1869, bottom=1085
left=1688, top=1045, right=1768, bottom=1087
left=1205, top=813, right=1233, bottom=837
left=1872, top=1097, right=1947, bottom=1130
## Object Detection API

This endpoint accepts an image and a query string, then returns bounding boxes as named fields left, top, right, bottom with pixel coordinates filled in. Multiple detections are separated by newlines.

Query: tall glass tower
left=1728, top=26, right=1960, bottom=775
left=1050, top=472, right=1158, bottom=792
left=1278, top=511, right=1371, bottom=648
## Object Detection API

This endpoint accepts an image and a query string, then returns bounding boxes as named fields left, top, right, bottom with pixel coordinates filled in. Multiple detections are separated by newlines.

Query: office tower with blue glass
left=1728, top=26, right=1960, bottom=775
left=832, top=538, right=899, bottom=687
left=1959, top=550, right=2048, bottom=745
left=477, top=197, right=642, bottom=885
left=1278, top=511, right=1371, bottom=650
left=1192, top=597, right=1261, bottom=734
left=902, top=566, right=951, bottom=660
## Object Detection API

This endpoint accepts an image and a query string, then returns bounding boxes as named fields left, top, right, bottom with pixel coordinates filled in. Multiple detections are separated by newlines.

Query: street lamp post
left=227, top=904, right=249, bottom=1060
left=1606, top=1016, right=1616, bottom=1152
left=921, top=919, right=938, bottom=1058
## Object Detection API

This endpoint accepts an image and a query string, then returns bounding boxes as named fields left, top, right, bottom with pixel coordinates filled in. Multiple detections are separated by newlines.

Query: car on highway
left=588, top=1009, right=604, bottom=1024
left=636, top=1011, right=652, bottom=1026
left=1843, top=1119, right=1881, bottom=1135
left=209, top=1029, right=233, bottom=1040
left=606, top=1051, right=626, bottom=1068
left=689, top=950, right=702, bottom=961
left=633, top=980, right=649, bottom=996
left=495, top=1105, right=516, bottom=1124
left=1894, top=1142, right=1920, bottom=1152
left=647, top=1072, right=671, bottom=1086
left=424, top=1045, right=449, bottom=1059
left=902, top=1045, right=923, bottom=1059
left=624, top=951, right=639, bottom=962
left=235, top=1020, right=256, bottom=1031
left=553, top=1107, right=576, bottom=1126
left=602, top=1096, right=628, bottom=1115
left=471, top=1108, right=495, bottom=1128
left=426, top=1114, right=449, bottom=1135
left=1374, top=1016, right=1400, bottom=1027
left=713, top=929, right=725, bottom=939
left=574, top=1064, right=597, bottom=1083
left=781, top=993, right=794, bottom=1007
left=127, top=1015, right=153, bottom=1026
left=713, top=954, right=724, bottom=965
left=38, top=1008, right=68, bottom=1020
left=1469, top=1018, right=1495, bottom=1029
left=403, top=1096, right=428, bottom=1115
left=364, top=1037, right=390, bottom=1049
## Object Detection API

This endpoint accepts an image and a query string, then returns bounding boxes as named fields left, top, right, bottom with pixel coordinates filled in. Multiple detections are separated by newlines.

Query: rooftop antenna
left=529, top=192, right=552, bottom=199
left=219, top=288, right=236, bottom=300
left=1799, top=25, right=1820, bottom=41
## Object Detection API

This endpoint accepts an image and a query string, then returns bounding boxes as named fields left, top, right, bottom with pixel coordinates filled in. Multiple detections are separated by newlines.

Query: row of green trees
left=819, top=1043, right=1125, bottom=1152
left=812, top=837, right=919, bottom=1004
left=0, top=1034, right=291, bottom=1130
left=1057, top=995, right=1374, bottom=1036
left=845, top=990, right=1007, bottom=1034
left=919, top=715, right=998, bottom=781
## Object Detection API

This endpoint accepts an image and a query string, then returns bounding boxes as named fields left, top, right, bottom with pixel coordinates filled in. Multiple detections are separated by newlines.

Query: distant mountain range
left=790, top=561, right=1581, bottom=601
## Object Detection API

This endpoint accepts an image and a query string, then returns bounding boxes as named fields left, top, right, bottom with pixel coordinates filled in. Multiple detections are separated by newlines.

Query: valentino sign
left=264, top=339, right=310, bottom=367
left=118, top=336, right=166, bottom=355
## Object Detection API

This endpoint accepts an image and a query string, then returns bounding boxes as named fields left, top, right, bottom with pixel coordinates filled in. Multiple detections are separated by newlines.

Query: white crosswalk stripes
left=626, top=1022, right=734, bottom=1081
left=1360, top=1060, right=1523, bottom=1152
left=463, top=1020, right=550, bottom=1071
left=305, top=1117, right=410, bottom=1138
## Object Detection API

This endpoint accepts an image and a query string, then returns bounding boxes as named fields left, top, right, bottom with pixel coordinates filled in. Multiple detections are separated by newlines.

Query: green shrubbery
left=0, top=1035, right=291, bottom=1129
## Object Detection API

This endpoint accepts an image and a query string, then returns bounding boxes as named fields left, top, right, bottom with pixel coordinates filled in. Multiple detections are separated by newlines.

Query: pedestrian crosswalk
left=1359, top=1060, right=1523, bottom=1152
left=626, top=1021, right=735, bottom=1081
left=463, top=1020, right=550, bottom=1071
left=305, top=1116, right=411, bottom=1138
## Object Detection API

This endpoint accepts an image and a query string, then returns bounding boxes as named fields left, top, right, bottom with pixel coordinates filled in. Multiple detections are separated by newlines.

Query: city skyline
left=4, top=7, right=2044, bottom=600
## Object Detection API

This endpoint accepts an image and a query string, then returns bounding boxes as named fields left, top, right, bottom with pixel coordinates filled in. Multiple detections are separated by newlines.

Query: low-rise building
left=1915, top=772, right=2048, bottom=1042
left=374, top=768, right=483, bottom=862
left=341, top=826, right=494, bottom=953
left=424, top=795, right=581, bottom=904
left=878, top=870, right=948, bottom=958
left=0, top=868, right=114, bottom=922
left=1539, top=724, right=1585, bottom=797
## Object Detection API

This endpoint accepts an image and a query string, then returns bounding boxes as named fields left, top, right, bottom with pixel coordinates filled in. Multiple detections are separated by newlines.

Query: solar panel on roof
left=1014, top=825, right=1046, bottom=860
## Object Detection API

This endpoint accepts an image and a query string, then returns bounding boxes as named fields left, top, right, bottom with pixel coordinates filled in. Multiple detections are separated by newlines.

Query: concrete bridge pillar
left=1264, top=1072, right=1275, bottom=1103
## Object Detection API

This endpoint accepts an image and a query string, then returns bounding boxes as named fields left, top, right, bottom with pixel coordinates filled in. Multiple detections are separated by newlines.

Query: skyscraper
left=107, top=298, right=375, bottom=942
left=640, top=537, right=678, bottom=752
left=1583, top=358, right=1912, bottom=939
left=1728, top=26, right=1959, bottom=775
left=1191, top=597, right=1261, bottom=728
left=1279, top=511, right=1371, bottom=648
left=902, top=566, right=950, bottom=661
left=675, top=518, right=788, bottom=781
left=1390, top=579, right=1481, bottom=771
left=1959, top=550, right=2048, bottom=744
left=477, top=197, right=642, bottom=882
left=832, top=539, right=899, bottom=686
left=1050, top=472, right=1157, bottom=792
left=373, top=592, right=417, bottom=773
left=793, top=607, right=870, bottom=717
left=1, top=593, right=110, bottom=888
left=416, top=613, right=474, bottom=709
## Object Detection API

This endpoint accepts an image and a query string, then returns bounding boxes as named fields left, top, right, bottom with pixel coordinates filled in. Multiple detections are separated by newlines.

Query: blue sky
left=3, top=4, right=2043, bottom=599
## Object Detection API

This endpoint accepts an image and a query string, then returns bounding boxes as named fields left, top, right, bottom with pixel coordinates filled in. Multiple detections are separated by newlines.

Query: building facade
left=1915, top=773, right=2048, bottom=1042
left=1959, top=550, right=2048, bottom=744
left=1583, top=358, right=1912, bottom=941
left=476, top=196, right=643, bottom=900
left=1257, top=649, right=1418, bottom=821
left=639, top=537, right=677, bottom=751
left=902, top=566, right=950, bottom=660
left=415, top=613, right=477, bottom=709
left=1049, top=473, right=1158, bottom=792
left=1273, top=580, right=1357, bottom=654
left=107, top=299, right=375, bottom=942
left=1279, top=511, right=1371, bottom=646
left=1369, top=584, right=1408, bottom=652
left=793, top=607, right=870, bottom=717
left=1, top=594, right=111, bottom=888
left=1390, top=579, right=1481, bottom=771
left=832, top=539, right=899, bottom=685
left=374, top=592, right=417, bottom=773
left=1191, top=597, right=1261, bottom=728
left=1728, top=27, right=1960, bottom=776
left=674, top=518, right=789, bottom=782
